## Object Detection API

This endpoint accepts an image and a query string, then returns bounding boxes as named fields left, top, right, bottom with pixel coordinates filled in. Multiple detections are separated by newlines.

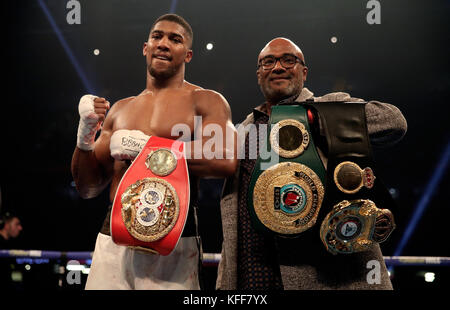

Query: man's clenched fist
left=77, top=94, right=110, bottom=151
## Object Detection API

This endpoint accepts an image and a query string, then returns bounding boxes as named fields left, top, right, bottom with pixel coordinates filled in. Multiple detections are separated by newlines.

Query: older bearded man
left=216, top=38, right=406, bottom=290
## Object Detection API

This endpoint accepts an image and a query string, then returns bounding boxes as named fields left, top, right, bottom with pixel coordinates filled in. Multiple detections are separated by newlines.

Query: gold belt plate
left=253, top=162, right=325, bottom=235
left=320, top=199, right=395, bottom=255
left=121, top=178, right=179, bottom=242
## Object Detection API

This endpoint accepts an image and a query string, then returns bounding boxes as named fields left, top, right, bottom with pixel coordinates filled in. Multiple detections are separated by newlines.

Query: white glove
left=76, top=94, right=109, bottom=151
left=110, top=129, right=150, bottom=161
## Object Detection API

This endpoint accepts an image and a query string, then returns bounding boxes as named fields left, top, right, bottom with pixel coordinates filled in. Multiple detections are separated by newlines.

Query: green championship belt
left=305, top=101, right=396, bottom=255
left=247, top=104, right=326, bottom=237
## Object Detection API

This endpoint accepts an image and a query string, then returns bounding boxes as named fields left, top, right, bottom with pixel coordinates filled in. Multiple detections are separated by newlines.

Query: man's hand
left=76, top=95, right=110, bottom=151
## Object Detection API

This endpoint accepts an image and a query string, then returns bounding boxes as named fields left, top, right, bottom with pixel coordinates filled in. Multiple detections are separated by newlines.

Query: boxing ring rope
left=0, top=250, right=93, bottom=261
left=1, top=250, right=450, bottom=267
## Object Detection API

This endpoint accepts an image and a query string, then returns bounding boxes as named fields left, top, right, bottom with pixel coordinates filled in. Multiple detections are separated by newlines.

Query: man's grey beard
left=260, top=83, right=302, bottom=104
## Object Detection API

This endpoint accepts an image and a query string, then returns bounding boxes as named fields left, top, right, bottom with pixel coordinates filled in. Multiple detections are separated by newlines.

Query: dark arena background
left=1, top=0, right=449, bottom=295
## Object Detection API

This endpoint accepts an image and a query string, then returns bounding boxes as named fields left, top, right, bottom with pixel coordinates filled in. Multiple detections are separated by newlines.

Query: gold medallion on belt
left=253, top=162, right=325, bottom=235
left=270, top=119, right=310, bottom=158
left=145, top=148, right=178, bottom=176
left=121, top=148, right=180, bottom=242
left=333, top=161, right=375, bottom=194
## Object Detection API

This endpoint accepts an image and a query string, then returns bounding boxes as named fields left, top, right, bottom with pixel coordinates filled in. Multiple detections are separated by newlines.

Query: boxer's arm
left=186, top=90, right=238, bottom=177
left=71, top=100, right=118, bottom=199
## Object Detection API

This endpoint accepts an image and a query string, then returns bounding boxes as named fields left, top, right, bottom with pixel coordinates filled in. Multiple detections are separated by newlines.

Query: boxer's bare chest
left=113, top=89, right=197, bottom=139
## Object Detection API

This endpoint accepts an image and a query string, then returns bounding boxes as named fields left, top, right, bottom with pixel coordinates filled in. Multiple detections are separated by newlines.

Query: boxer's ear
left=143, top=42, right=148, bottom=56
left=184, top=49, right=193, bottom=63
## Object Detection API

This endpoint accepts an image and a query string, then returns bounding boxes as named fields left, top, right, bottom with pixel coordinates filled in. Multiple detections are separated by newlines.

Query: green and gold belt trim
left=247, top=104, right=326, bottom=237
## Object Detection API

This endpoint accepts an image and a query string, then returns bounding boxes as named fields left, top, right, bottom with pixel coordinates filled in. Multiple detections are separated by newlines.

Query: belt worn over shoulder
left=306, top=101, right=396, bottom=255
left=247, top=104, right=326, bottom=237
left=110, top=136, right=190, bottom=256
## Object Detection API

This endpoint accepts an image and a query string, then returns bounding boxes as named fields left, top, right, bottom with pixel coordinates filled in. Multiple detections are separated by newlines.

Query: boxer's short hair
left=151, top=14, right=193, bottom=48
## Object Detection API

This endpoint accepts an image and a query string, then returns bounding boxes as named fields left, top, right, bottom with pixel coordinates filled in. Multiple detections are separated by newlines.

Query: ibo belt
left=306, top=101, right=396, bottom=255
left=110, top=136, right=190, bottom=256
left=248, top=104, right=326, bottom=237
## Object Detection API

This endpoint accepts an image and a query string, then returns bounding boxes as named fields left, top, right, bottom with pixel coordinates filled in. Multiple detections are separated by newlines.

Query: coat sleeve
left=364, top=100, right=407, bottom=147
left=315, top=92, right=408, bottom=147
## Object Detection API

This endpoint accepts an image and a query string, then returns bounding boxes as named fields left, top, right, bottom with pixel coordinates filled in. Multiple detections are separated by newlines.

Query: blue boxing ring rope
left=0, top=250, right=93, bottom=261
left=1, top=250, right=450, bottom=267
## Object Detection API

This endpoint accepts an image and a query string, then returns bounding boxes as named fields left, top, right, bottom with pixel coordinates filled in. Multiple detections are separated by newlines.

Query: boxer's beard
left=149, top=62, right=180, bottom=80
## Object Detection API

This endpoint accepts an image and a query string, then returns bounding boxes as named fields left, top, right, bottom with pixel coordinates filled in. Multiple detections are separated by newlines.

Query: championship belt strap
left=306, top=101, right=396, bottom=255
left=247, top=104, right=326, bottom=237
left=110, top=136, right=190, bottom=256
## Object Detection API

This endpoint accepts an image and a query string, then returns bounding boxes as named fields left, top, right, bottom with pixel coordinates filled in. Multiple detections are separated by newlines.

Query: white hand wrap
left=110, top=129, right=150, bottom=161
left=77, top=94, right=101, bottom=151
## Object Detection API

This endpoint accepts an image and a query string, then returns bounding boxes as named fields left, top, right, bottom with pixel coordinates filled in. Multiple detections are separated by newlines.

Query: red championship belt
left=110, top=136, right=190, bottom=256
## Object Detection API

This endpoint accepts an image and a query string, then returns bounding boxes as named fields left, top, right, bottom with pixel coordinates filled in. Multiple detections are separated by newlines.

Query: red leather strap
left=110, top=136, right=190, bottom=256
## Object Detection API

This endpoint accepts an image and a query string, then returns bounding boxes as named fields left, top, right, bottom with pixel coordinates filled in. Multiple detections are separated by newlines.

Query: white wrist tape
left=77, top=94, right=101, bottom=151
left=110, top=129, right=150, bottom=161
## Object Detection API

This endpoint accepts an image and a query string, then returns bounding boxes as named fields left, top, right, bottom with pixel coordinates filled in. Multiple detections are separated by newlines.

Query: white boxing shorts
left=85, top=233, right=200, bottom=290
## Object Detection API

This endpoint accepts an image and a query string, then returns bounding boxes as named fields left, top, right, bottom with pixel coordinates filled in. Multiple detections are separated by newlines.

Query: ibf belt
left=306, top=101, right=396, bottom=254
left=110, top=136, right=190, bottom=256
left=248, top=105, right=326, bottom=236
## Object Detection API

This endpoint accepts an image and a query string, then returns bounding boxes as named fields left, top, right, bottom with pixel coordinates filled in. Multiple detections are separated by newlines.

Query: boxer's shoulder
left=192, top=88, right=231, bottom=118
left=112, top=96, right=136, bottom=108
left=183, top=80, right=203, bottom=91
left=99, top=96, right=136, bottom=130
left=183, top=80, right=223, bottom=99
left=192, top=88, right=228, bottom=105
left=106, top=96, right=136, bottom=117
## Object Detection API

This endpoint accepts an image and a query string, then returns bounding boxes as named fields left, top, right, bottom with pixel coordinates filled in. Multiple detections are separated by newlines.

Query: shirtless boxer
left=71, top=14, right=237, bottom=290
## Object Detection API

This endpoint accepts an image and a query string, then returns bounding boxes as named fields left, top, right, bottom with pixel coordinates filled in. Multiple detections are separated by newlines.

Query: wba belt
left=110, top=136, right=190, bottom=256
left=247, top=104, right=326, bottom=237
left=306, top=101, right=396, bottom=255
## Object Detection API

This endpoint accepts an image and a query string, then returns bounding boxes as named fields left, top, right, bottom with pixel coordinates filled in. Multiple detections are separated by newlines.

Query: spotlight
left=389, top=188, right=399, bottom=199
left=93, top=49, right=100, bottom=56
left=330, top=37, right=338, bottom=44
left=66, top=264, right=84, bottom=271
left=82, top=267, right=90, bottom=275
left=424, top=272, right=435, bottom=283
left=11, top=271, right=23, bottom=282
left=206, top=43, right=214, bottom=51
